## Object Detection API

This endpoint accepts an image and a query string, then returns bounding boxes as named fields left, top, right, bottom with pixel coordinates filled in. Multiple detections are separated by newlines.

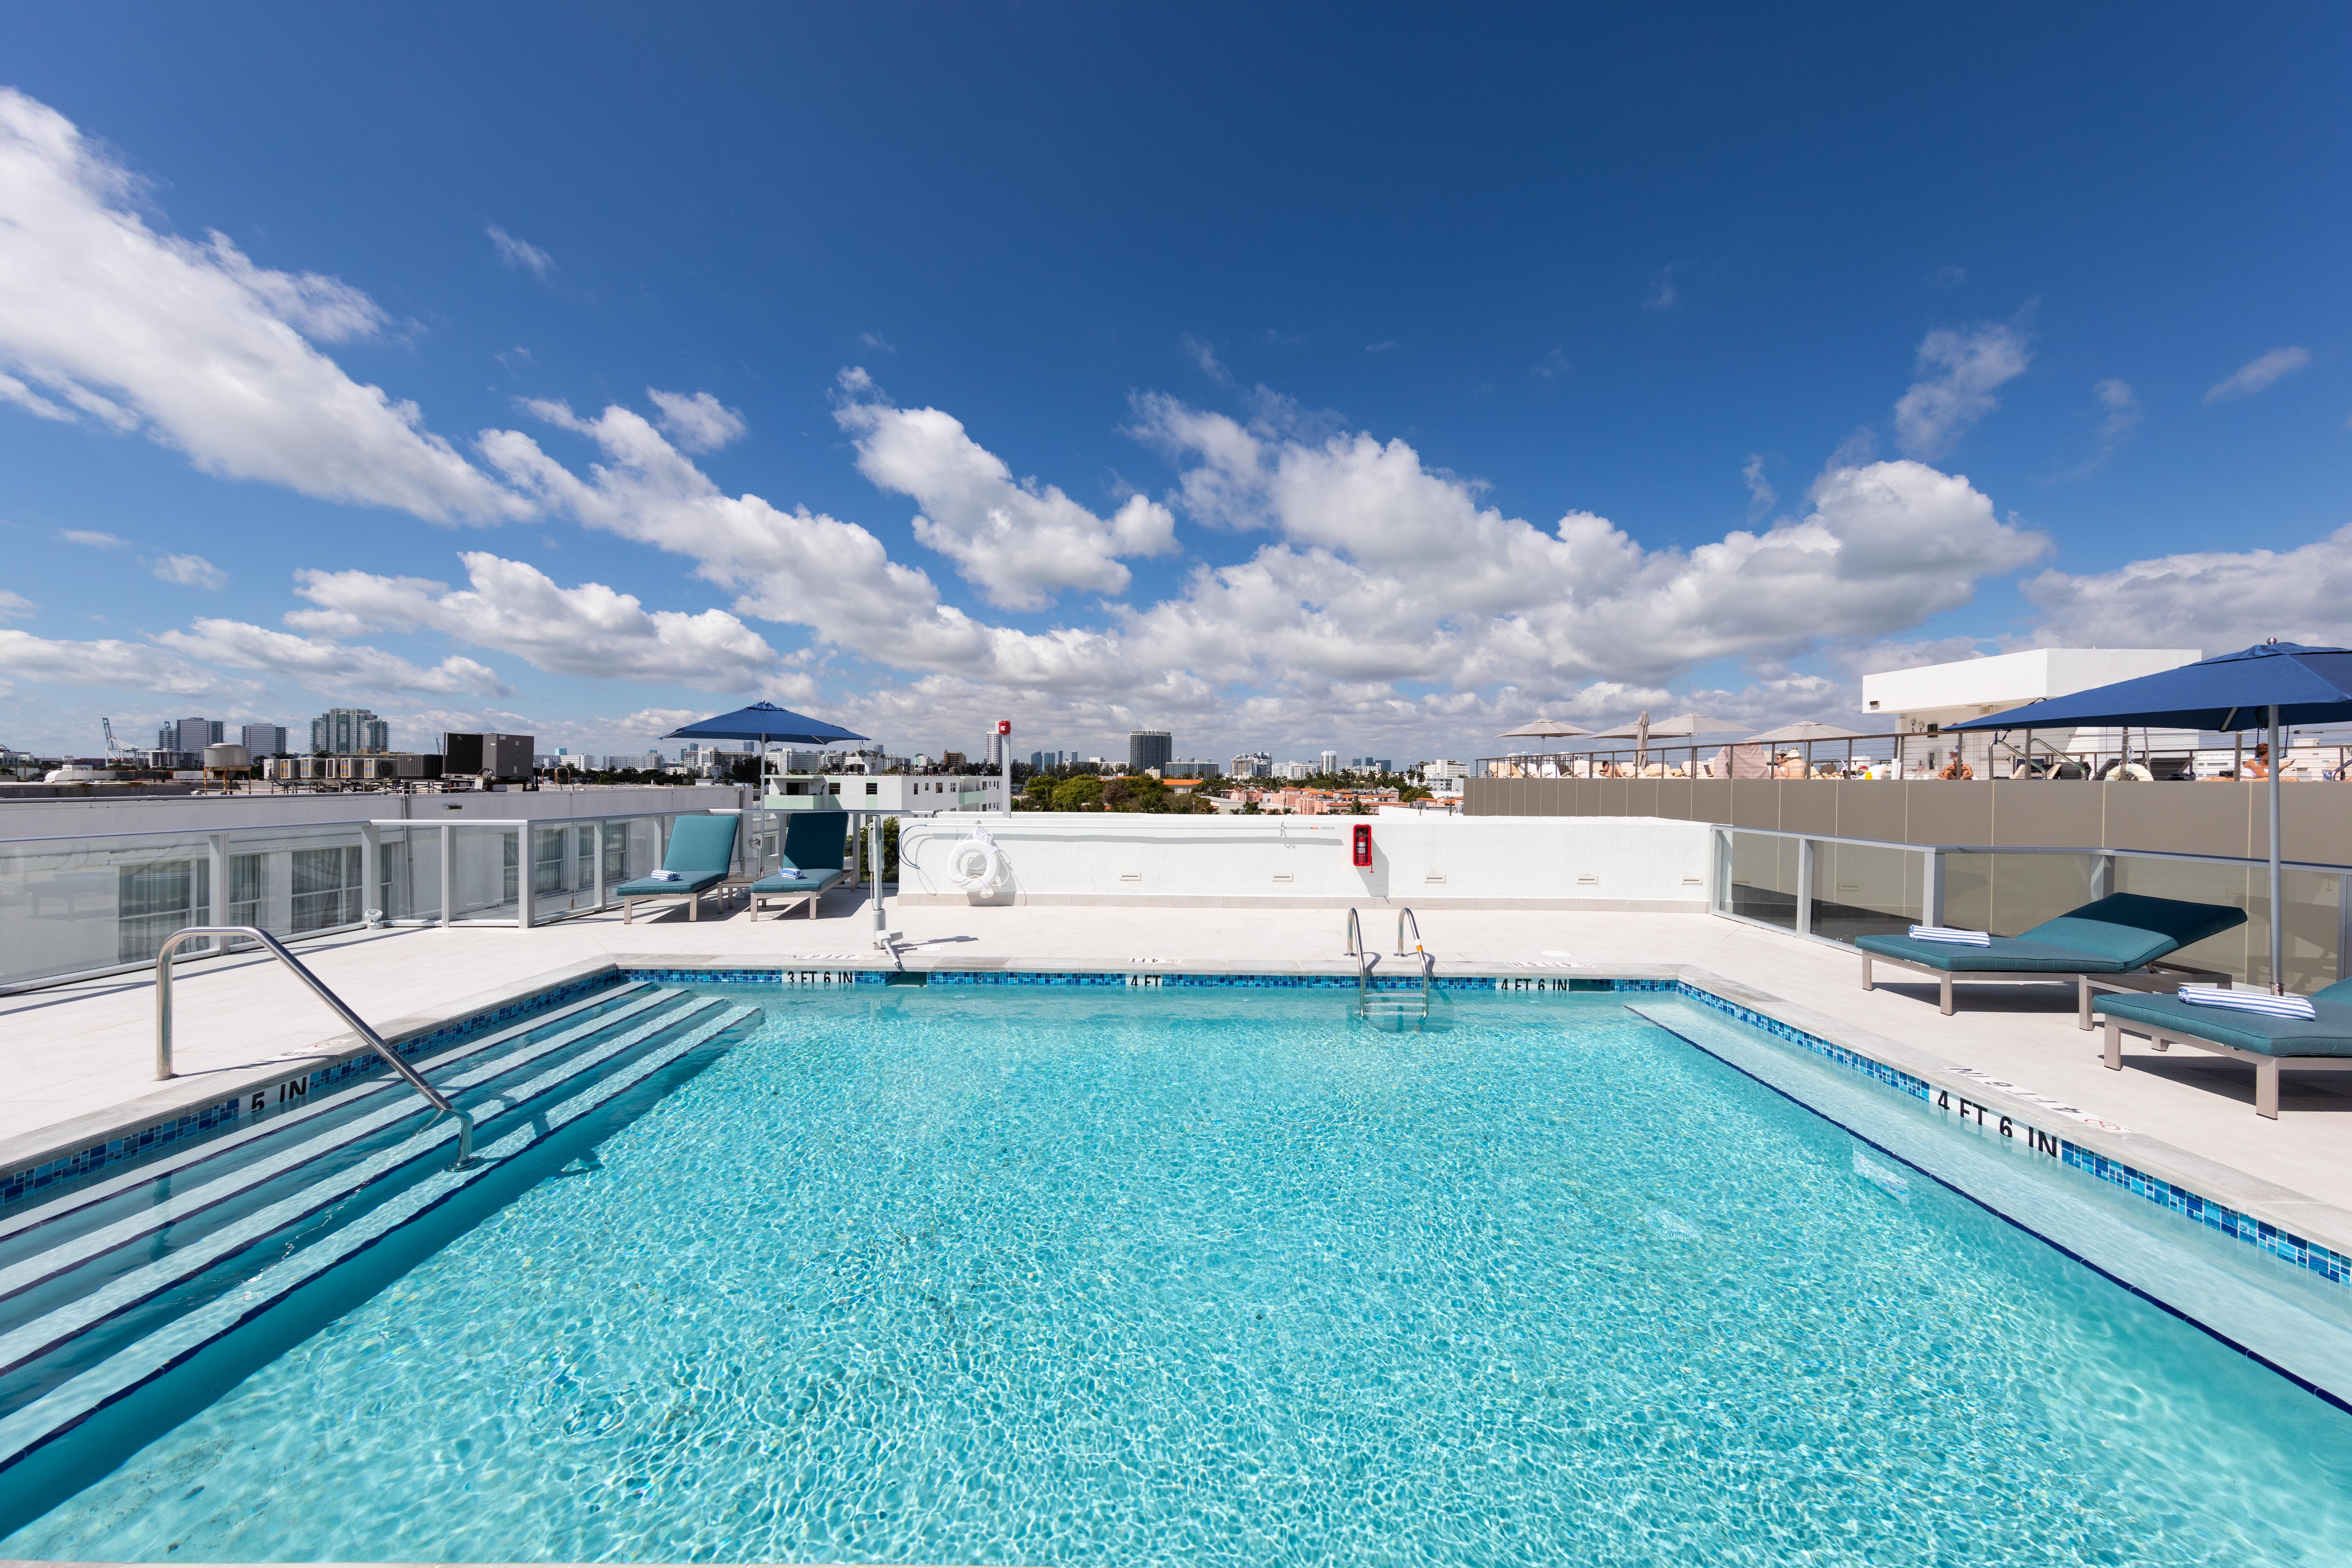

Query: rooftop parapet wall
left=895, top=813, right=1712, bottom=909
left=1466, top=777, right=2352, bottom=866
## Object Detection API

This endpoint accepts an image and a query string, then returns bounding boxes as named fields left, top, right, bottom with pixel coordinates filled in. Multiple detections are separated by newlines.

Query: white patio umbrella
left=1590, top=711, right=1746, bottom=770
left=1741, top=720, right=1868, bottom=774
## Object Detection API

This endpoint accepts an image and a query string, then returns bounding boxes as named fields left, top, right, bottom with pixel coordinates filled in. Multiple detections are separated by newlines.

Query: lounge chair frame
left=621, top=876, right=726, bottom=924
left=2101, top=1013, right=2352, bottom=1119
left=1861, top=951, right=2230, bottom=1029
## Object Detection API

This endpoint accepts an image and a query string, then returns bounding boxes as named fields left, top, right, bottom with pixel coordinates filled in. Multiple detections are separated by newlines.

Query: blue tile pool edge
left=1663, top=979, right=2352, bottom=1299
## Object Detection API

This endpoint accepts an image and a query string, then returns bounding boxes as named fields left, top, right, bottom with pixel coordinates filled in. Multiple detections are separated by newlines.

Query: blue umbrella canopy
left=662, top=702, right=868, bottom=744
left=1946, top=642, right=2352, bottom=734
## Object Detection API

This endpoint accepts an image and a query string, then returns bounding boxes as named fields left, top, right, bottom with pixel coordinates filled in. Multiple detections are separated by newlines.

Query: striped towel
left=2178, top=985, right=2316, bottom=1019
left=1908, top=925, right=1991, bottom=945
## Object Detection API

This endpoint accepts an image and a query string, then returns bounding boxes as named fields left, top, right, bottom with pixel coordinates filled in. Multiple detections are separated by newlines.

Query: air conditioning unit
left=441, top=732, right=535, bottom=780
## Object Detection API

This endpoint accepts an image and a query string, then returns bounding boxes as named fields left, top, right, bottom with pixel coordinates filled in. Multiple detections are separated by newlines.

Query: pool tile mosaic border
left=1665, top=979, right=2352, bottom=1294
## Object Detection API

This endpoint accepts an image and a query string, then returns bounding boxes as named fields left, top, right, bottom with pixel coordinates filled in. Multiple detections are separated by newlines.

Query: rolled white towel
left=2178, top=985, right=2316, bottom=1019
left=1908, top=925, right=1991, bottom=945
left=648, top=868, right=683, bottom=883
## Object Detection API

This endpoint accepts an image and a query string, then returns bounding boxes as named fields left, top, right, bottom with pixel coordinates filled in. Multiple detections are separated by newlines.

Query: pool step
left=0, top=985, right=761, bottom=1472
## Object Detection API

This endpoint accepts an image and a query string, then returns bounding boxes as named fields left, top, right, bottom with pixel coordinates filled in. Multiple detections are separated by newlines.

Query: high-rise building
left=167, top=717, right=224, bottom=755
left=312, top=708, right=388, bottom=754
left=1129, top=729, right=1173, bottom=773
left=1318, top=749, right=1339, bottom=775
left=240, top=723, right=288, bottom=757
left=1275, top=760, right=1314, bottom=781
left=1230, top=751, right=1272, bottom=779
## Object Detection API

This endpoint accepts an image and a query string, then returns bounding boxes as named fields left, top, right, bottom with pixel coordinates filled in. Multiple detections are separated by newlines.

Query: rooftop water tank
left=202, top=743, right=252, bottom=769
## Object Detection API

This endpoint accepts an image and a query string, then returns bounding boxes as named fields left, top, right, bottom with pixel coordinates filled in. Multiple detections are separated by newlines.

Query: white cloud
left=1125, top=398, right=2049, bottom=689
left=1645, top=267, right=1677, bottom=312
left=2094, top=377, right=2141, bottom=443
left=463, top=375, right=2052, bottom=763
left=2025, top=523, right=2352, bottom=654
left=1893, top=323, right=2031, bottom=458
left=56, top=528, right=122, bottom=547
left=1181, top=334, right=1232, bottom=385
left=151, top=551, right=226, bottom=589
left=486, top=224, right=554, bottom=278
left=1741, top=454, right=1775, bottom=519
left=834, top=383, right=1177, bottom=610
left=0, top=629, right=245, bottom=696
left=0, top=370, right=71, bottom=420
left=0, top=589, right=32, bottom=621
left=646, top=388, right=745, bottom=454
left=0, top=89, right=525, bottom=523
left=152, top=618, right=512, bottom=696
left=1532, top=348, right=1570, bottom=380
left=859, top=332, right=896, bottom=354
left=287, top=552, right=781, bottom=690
left=2204, top=346, right=2310, bottom=404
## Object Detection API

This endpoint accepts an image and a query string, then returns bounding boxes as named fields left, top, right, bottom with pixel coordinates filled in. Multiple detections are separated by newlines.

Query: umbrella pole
left=2270, top=706, right=2285, bottom=995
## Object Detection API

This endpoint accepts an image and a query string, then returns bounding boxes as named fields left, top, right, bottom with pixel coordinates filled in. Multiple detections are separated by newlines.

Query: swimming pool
left=5, top=982, right=2351, bottom=1564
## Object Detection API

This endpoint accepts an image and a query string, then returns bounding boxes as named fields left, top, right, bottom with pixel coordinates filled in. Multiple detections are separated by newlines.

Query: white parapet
left=893, top=813, right=1713, bottom=909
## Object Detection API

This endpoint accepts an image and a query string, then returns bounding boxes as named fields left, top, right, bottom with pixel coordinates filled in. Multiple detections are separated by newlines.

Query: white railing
left=0, top=806, right=787, bottom=993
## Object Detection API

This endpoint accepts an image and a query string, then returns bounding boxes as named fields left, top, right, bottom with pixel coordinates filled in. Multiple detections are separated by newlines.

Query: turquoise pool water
left=7, top=985, right=2352, bottom=1564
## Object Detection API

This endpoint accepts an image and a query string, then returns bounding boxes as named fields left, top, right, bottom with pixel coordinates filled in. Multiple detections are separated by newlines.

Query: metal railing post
left=517, top=825, right=534, bottom=929
left=438, top=822, right=453, bottom=928
left=152, top=925, right=474, bottom=1166
left=1796, top=839, right=1815, bottom=937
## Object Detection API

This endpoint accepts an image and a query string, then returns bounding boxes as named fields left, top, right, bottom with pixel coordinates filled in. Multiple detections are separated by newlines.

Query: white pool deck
left=6, top=889, right=2349, bottom=1263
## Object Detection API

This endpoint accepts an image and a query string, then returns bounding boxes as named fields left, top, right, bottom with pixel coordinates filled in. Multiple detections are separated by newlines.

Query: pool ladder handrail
left=154, top=925, right=475, bottom=1168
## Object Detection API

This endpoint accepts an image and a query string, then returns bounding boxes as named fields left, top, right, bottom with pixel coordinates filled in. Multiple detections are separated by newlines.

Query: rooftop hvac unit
left=441, top=732, right=535, bottom=780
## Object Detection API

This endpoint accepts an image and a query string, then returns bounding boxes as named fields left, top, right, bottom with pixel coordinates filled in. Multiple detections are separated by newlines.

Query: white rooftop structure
left=1861, top=648, right=2201, bottom=731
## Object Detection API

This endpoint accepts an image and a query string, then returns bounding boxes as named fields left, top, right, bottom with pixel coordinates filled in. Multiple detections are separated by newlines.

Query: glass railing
left=0, top=807, right=783, bottom=992
left=1710, top=826, right=2350, bottom=992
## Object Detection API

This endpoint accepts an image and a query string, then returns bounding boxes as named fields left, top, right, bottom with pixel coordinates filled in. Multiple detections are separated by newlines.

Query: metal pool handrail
left=1344, top=907, right=1364, bottom=957
left=1396, top=907, right=1422, bottom=955
left=153, top=926, right=475, bottom=1167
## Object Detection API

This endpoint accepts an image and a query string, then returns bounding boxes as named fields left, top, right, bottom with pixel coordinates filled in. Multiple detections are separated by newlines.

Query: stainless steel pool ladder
left=153, top=926, right=476, bottom=1167
left=1347, top=906, right=1431, bottom=1024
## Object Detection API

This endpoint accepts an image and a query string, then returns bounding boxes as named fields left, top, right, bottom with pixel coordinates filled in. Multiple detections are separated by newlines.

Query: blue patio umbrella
left=1949, top=641, right=2352, bottom=992
left=662, top=702, right=868, bottom=746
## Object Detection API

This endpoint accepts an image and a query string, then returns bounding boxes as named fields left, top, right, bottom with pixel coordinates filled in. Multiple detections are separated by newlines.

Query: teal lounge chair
left=615, top=813, right=741, bottom=923
left=2097, top=979, right=2352, bottom=1119
left=750, top=809, right=851, bottom=919
left=1854, top=893, right=2245, bottom=1029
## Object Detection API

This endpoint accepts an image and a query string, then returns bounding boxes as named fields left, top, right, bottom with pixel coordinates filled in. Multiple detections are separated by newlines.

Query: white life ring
left=946, top=825, right=1005, bottom=893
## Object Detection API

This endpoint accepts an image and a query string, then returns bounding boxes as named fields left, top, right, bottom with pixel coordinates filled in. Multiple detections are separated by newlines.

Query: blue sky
left=1, top=4, right=2346, bottom=763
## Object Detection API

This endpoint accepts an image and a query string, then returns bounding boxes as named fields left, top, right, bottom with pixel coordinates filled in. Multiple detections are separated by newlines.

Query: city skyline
left=1, top=9, right=2346, bottom=762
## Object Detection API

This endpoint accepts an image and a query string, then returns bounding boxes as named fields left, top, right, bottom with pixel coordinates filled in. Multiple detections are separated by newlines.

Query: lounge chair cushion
left=1854, top=893, right=2245, bottom=974
left=2098, top=979, right=2352, bottom=1058
left=614, top=870, right=726, bottom=897
left=613, top=812, right=742, bottom=898
left=751, top=867, right=845, bottom=895
left=2018, top=894, right=2246, bottom=968
left=778, top=811, right=850, bottom=874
